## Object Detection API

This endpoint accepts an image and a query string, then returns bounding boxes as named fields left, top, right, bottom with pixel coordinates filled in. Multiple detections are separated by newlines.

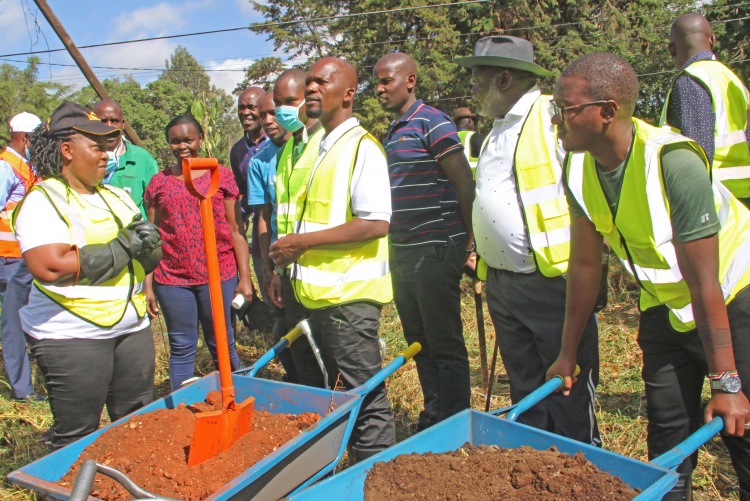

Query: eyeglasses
left=549, top=100, right=613, bottom=122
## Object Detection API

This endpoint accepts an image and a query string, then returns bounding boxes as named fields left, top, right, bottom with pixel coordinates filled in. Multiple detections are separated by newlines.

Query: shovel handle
left=236, top=320, right=310, bottom=377
left=183, top=157, right=219, bottom=200
left=494, top=366, right=581, bottom=421
left=351, top=342, right=421, bottom=397
left=650, top=417, right=724, bottom=469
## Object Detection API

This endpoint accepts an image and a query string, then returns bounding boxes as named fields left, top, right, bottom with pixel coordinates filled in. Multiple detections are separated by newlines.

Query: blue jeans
left=154, top=277, right=242, bottom=391
left=0, top=257, right=34, bottom=398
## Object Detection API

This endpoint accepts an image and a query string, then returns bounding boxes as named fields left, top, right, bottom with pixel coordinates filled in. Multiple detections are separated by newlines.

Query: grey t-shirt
left=567, top=144, right=720, bottom=243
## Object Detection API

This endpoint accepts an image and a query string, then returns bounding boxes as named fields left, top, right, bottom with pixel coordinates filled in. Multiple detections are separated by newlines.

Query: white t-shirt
left=14, top=188, right=149, bottom=340
left=311, top=117, right=392, bottom=223
left=473, top=87, right=565, bottom=273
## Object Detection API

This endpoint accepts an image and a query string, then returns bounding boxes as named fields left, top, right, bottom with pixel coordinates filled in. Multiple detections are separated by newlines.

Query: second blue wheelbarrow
left=285, top=375, right=725, bottom=500
left=8, top=321, right=421, bottom=501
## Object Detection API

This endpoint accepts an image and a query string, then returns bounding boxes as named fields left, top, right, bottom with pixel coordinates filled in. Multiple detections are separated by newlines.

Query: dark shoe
left=14, top=393, right=47, bottom=403
left=38, top=429, right=54, bottom=445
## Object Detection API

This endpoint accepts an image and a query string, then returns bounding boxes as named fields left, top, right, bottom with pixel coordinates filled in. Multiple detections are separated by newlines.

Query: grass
left=0, top=260, right=741, bottom=500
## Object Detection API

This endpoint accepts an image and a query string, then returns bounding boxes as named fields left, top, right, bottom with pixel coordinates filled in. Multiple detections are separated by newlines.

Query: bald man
left=373, top=52, right=474, bottom=429
left=661, top=13, right=750, bottom=208
left=269, top=57, right=396, bottom=462
left=231, top=86, right=267, bottom=289
left=93, top=100, right=159, bottom=218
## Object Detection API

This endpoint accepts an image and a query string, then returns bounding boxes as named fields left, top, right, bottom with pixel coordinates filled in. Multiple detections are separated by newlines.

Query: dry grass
left=0, top=261, right=741, bottom=499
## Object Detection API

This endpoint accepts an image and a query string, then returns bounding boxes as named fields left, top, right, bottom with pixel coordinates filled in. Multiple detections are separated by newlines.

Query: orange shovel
left=182, top=157, right=255, bottom=467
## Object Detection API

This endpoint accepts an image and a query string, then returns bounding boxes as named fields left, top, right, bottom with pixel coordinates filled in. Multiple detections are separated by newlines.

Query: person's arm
left=225, top=197, right=254, bottom=301
left=546, top=215, right=604, bottom=393
left=270, top=219, right=388, bottom=268
left=23, top=244, right=80, bottom=285
left=256, top=203, right=275, bottom=295
left=437, top=150, right=475, bottom=243
left=144, top=205, right=159, bottom=317
left=666, top=75, right=716, bottom=165
left=0, top=161, right=18, bottom=209
left=675, top=235, right=750, bottom=436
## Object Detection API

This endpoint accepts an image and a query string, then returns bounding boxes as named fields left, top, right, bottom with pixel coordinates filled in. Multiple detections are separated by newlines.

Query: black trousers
left=638, top=285, right=750, bottom=493
left=390, top=239, right=471, bottom=429
left=281, top=277, right=396, bottom=452
left=27, top=325, right=155, bottom=450
left=486, top=267, right=601, bottom=446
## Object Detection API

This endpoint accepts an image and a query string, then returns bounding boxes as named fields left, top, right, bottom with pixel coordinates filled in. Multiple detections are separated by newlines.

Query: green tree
left=708, top=1, right=750, bottom=83
left=0, top=57, right=69, bottom=147
left=234, top=57, right=287, bottom=93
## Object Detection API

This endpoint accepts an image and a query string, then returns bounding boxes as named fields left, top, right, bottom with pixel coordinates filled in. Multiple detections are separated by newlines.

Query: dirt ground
left=59, top=391, right=320, bottom=501
left=364, top=443, right=639, bottom=501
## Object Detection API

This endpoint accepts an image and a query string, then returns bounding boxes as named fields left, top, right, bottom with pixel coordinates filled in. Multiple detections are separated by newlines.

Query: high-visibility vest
left=291, top=126, right=392, bottom=309
left=566, top=118, right=750, bottom=332
left=476, top=95, right=571, bottom=281
left=457, top=130, right=479, bottom=177
left=0, top=148, right=37, bottom=258
left=13, top=178, right=148, bottom=327
left=275, top=128, right=324, bottom=243
left=660, top=59, right=750, bottom=198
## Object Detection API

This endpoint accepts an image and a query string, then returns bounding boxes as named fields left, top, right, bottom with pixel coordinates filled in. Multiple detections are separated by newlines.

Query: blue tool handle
left=351, top=342, right=421, bottom=397
left=502, top=366, right=580, bottom=421
left=235, top=320, right=308, bottom=377
left=650, top=417, right=724, bottom=469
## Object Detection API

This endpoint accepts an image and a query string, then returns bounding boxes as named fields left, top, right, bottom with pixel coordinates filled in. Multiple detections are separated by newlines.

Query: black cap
left=46, top=101, right=121, bottom=137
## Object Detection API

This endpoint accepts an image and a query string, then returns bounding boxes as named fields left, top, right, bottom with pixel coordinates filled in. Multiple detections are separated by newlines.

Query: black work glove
left=78, top=227, right=145, bottom=285
left=137, top=246, right=162, bottom=275
left=127, top=219, right=162, bottom=257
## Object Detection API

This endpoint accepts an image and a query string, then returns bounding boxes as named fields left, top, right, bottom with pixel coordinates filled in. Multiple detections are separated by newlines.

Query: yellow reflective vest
left=292, top=125, right=392, bottom=309
left=477, top=94, right=571, bottom=281
left=13, top=178, right=148, bottom=327
left=275, top=128, right=324, bottom=243
left=660, top=59, right=750, bottom=198
left=566, top=118, right=750, bottom=332
left=457, top=130, right=479, bottom=177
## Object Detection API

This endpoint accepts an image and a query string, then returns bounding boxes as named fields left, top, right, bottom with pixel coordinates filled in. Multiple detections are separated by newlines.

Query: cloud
left=205, top=58, right=256, bottom=94
left=236, top=0, right=265, bottom=20
left=112, top=4, right=188, bottom=38
left=84, top=39, right=181, bottom=83
left=0, top=1, right=34, bottom=46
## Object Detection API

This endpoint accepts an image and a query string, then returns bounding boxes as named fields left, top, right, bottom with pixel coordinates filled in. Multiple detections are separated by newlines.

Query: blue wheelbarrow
left=285, top=375, right=725, bottom=501
left=8, top=321, right=421, bottom=501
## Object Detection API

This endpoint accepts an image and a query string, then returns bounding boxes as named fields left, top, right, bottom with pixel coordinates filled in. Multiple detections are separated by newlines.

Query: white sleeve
left=350, top=138, right=392, bottom=222
left=15, top=190, right=73, bottom=252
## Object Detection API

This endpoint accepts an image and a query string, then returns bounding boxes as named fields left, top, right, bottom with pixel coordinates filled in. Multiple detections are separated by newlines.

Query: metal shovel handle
left=70, top=459, right=179, bottom=501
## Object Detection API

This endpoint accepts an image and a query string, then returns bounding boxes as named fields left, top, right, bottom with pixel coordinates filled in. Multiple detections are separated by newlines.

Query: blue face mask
left=105, top=151, right=118, bottom=182
left=274, top=101, right=305, bottom=132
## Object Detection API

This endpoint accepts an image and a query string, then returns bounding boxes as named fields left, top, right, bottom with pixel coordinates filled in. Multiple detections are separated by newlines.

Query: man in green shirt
left=548, top=52, right=750, bottom=501
left=93, top=99, right=159, bottom=218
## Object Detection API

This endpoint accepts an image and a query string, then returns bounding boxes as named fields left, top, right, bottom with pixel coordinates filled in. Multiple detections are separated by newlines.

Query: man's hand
left=268, top=274, right=284, bottom=309
left=235, top=276, right=254, bottom=303
left=546, top=355, right=579, bottom=396
left=269, top=234, right=308, bottom=268
left=705, top=391, right=750, bottom=436
left=463, top=251, right=477, bottom=279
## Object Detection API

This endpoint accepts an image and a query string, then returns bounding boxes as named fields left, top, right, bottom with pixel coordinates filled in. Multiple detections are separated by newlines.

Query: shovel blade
left=187, top=396, right=255, bottom=467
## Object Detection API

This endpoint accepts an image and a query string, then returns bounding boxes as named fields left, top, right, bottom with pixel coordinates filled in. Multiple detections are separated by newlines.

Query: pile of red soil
left=59, top=391, right=320, bottom=501
left=364, top=443, right=640, bottom=501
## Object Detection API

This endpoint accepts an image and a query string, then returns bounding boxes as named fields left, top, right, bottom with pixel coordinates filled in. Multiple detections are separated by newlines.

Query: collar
left=394, top=99, right=424, bottom=124
left=320, top=117, right=359, bottom=152
left=244, top=131, right=267, bottom=147
left=493, top=86, right=541, bottom=126
left=681, top=51, right=715, bottom=71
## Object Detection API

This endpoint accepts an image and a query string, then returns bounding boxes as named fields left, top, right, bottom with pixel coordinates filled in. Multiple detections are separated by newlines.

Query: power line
left=0, top=0, right=489, bottom=59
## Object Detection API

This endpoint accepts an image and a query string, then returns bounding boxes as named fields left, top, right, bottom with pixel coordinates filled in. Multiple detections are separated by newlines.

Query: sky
left=0, top=0, right=283, bottom=95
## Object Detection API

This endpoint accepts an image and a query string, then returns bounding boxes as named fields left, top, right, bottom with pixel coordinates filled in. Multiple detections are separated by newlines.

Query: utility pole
left=33, top=0, right=144, bottom=147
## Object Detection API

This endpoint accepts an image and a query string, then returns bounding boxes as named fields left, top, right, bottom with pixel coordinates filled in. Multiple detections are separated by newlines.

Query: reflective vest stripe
left=43, top=282, right=145, bottom=300
left=712, top=165, right=750, bottom=183
left=294, top=261, right=389, bottom=288
left=715, top=129, right=748, bottom=149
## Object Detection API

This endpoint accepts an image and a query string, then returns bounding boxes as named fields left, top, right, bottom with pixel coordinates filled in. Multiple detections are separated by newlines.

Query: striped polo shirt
left=384, top=100, right=466, bottom=247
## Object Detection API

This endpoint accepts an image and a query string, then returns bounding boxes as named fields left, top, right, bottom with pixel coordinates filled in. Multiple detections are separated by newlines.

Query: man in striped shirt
left=374, top=52, right=475, bottom=430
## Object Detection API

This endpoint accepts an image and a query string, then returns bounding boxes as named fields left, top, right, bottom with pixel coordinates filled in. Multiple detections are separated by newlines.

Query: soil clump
left=364, top=443, right=640, bottom=501
left=59, top=391, right=320, bottom=500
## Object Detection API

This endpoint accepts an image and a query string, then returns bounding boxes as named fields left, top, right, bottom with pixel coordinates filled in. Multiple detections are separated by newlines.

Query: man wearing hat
left=0, top=111, right=45, bottom=402
left=455, top=36, right=600, bottom=444
left=453, top=107, right=483, bottom=176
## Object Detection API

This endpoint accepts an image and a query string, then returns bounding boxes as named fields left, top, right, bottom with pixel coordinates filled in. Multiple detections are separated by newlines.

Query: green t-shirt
left=108, top=142, right=159, bottom=218
left=567, top=144, right=720, bottom=243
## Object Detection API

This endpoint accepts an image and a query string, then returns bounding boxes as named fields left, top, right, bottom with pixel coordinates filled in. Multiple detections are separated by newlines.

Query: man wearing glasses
left=454, top=36, right=601, bottom=445
left=547, top=52, right=750, bottom=501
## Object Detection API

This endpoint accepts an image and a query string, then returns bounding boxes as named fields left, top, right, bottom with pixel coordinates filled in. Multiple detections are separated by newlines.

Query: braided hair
left=27, top=123, right=75, bottom=181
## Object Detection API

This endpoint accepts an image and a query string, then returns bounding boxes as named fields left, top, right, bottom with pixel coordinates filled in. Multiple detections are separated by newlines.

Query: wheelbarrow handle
left=235, top=320, right=310, bottom=377
left=351, top=342, right=421, bottom=397
left=489, top=366, right=581, bottom=421
left=650, top=417, right=724, bottom=469
left=182, top=157, right=219, bottom=200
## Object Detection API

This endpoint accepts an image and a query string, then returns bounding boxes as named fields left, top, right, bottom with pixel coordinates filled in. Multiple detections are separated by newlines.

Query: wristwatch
left=708, top=371, right=742, bottom=394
